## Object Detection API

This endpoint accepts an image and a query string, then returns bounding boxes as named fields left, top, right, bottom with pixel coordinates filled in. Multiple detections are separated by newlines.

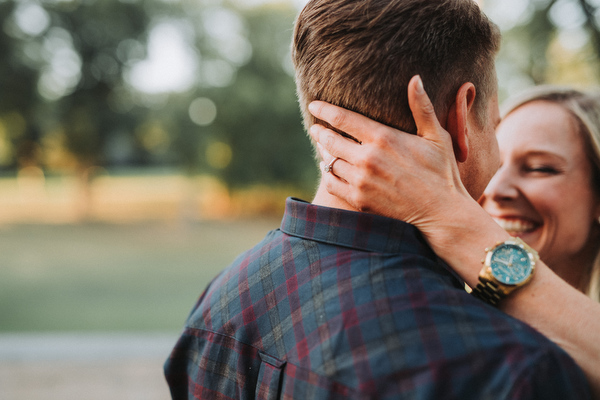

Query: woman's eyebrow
left=521, top=150, right=568, bottom=162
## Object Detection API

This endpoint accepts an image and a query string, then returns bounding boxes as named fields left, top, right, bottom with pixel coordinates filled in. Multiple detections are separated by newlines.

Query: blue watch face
left=490, top=244, right=533, bottom=285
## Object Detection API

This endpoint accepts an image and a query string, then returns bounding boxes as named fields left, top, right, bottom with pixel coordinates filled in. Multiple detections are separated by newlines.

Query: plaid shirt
left=165, top=197, right=590, bottom=399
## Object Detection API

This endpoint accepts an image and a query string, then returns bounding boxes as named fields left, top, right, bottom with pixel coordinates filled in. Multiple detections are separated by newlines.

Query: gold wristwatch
left=472, top=237, right=539, bottom=306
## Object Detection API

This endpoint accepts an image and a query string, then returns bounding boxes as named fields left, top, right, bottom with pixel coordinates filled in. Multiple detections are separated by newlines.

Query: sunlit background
left=1, top=0, right=599, bottom=399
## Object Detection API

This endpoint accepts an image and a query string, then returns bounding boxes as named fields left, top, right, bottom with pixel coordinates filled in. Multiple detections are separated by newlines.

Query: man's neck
left=312, top=180, right=358, bottom=212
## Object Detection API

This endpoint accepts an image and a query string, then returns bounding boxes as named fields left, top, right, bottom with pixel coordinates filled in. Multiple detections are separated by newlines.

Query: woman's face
left=479, top=101, right=600, bottom=281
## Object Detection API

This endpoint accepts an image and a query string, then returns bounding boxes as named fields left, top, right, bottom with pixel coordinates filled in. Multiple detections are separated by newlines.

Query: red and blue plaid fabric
left=165, top=198, right=590, bottom=399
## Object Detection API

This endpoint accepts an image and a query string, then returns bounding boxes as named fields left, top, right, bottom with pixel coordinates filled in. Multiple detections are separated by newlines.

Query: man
left=164, top=0, right=591, bottom=398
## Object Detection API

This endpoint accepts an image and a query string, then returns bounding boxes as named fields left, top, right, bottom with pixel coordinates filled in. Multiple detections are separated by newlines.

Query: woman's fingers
left=316, top=142, right=333, bottom=165
left=319, top=156, right=351, bottom=182
left=309, top=124, right=360, bottom=162
left=321, top=169, right=352, bottom=202
left=310, top=76, right=446, bottom=146
left=310, top=79, right=445, bottom=155
left=308, top=101, right=380, bottom=144
left=317, top=144, right=348, bottom=182
left=319, top=159, right=370, bottom=209
left=407, top=75, right=446, bottom=142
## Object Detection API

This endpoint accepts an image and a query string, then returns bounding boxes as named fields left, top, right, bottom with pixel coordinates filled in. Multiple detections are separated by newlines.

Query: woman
left=479, top=87, right=600, bottom=301
left=307, top=76, right=600, bottom=396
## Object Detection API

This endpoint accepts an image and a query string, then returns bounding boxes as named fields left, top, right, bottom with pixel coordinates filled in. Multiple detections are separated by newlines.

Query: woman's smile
left=491, top=216, right=540, bottom=236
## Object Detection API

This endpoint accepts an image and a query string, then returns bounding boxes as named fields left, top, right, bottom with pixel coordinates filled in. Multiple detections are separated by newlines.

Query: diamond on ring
left=324, top=157, right=339, bottom=174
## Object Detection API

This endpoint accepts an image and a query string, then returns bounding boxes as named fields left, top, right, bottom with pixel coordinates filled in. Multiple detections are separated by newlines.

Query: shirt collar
left=280, top=197, right=437, bottom=255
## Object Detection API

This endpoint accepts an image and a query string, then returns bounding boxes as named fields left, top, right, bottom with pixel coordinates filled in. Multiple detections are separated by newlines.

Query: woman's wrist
left=416, top=195, right=511, bottom=288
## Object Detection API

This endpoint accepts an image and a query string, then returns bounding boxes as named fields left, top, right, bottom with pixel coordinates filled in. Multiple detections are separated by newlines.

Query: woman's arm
left=308, top=75, right=600, bottom=397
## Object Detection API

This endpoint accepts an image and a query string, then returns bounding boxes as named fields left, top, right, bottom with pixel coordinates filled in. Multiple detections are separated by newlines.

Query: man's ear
left=446, top=82, right=476, bottom=163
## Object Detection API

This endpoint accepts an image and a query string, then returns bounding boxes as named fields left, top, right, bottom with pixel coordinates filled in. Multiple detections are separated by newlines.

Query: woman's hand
left=308, top=75, right=472, bottom=235
left=308, top=74, right=509, bottom=286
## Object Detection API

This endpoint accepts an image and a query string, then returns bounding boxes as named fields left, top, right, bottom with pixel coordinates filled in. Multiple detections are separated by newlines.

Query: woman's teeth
left=493, top=218, right=537, bottom=234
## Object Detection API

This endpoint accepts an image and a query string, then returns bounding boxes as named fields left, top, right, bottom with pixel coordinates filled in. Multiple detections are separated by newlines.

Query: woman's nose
left=482, top=165, right=519, bottom=203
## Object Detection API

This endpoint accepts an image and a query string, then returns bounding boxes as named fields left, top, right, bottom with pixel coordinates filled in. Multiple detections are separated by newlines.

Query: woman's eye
left=524, top=165, right=558, bottom=174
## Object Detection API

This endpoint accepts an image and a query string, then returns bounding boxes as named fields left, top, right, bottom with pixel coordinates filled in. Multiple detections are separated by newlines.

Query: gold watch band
left=472, top=278, right=504, bottom=307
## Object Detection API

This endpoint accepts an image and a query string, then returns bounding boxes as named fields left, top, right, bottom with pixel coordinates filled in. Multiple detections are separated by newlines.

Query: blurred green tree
left=0, top=1, right=154, bottom=172
left=0, top=0, right=317, bottom=193
left=485, top=0, right=600, bottom=100
left=128, top=1, right=317, bottom=191
left=189, top=4, right=316, bottom=190
left=0, top=1, right=46, bottom=169
left=50, top=1, right=150, bottom=169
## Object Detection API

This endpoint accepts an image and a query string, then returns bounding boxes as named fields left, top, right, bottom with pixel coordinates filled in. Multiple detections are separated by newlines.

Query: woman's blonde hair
left=502, top=86, right=600, bottom=302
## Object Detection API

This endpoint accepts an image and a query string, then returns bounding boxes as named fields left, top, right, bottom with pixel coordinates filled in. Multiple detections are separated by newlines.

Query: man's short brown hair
left=293, top=0, right=500, bottom=136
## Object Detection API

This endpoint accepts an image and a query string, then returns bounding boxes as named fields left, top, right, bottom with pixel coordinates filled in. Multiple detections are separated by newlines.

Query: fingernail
left=415, top=75, right=424, bottom=94
left=308, top=102, right=316, bottom=114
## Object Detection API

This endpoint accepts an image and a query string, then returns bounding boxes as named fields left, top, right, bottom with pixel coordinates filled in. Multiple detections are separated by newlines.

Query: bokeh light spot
left=549, top=0, right=586, bottom=29
left=38, top=28, right=82, bottom=100
left=126, top=21, right=198, bottom=94
left=137, top=122, right=171, bottom=155
left=189, top=97, right=217, bottom=126
left=14, top=2, right=50, bottom=37
left=206, top=142, right=232, bottom=169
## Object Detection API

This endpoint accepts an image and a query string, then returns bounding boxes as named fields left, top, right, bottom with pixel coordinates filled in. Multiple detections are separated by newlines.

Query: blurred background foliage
left=487, top=0, right=600, bottom=100
left=0, top=0, right=315, bottom=202
left=0, top=0, right=599, bottom=202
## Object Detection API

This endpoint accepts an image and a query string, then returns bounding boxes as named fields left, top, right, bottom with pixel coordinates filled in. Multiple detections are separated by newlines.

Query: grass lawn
left=0, top=219, right=279, bottom=332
